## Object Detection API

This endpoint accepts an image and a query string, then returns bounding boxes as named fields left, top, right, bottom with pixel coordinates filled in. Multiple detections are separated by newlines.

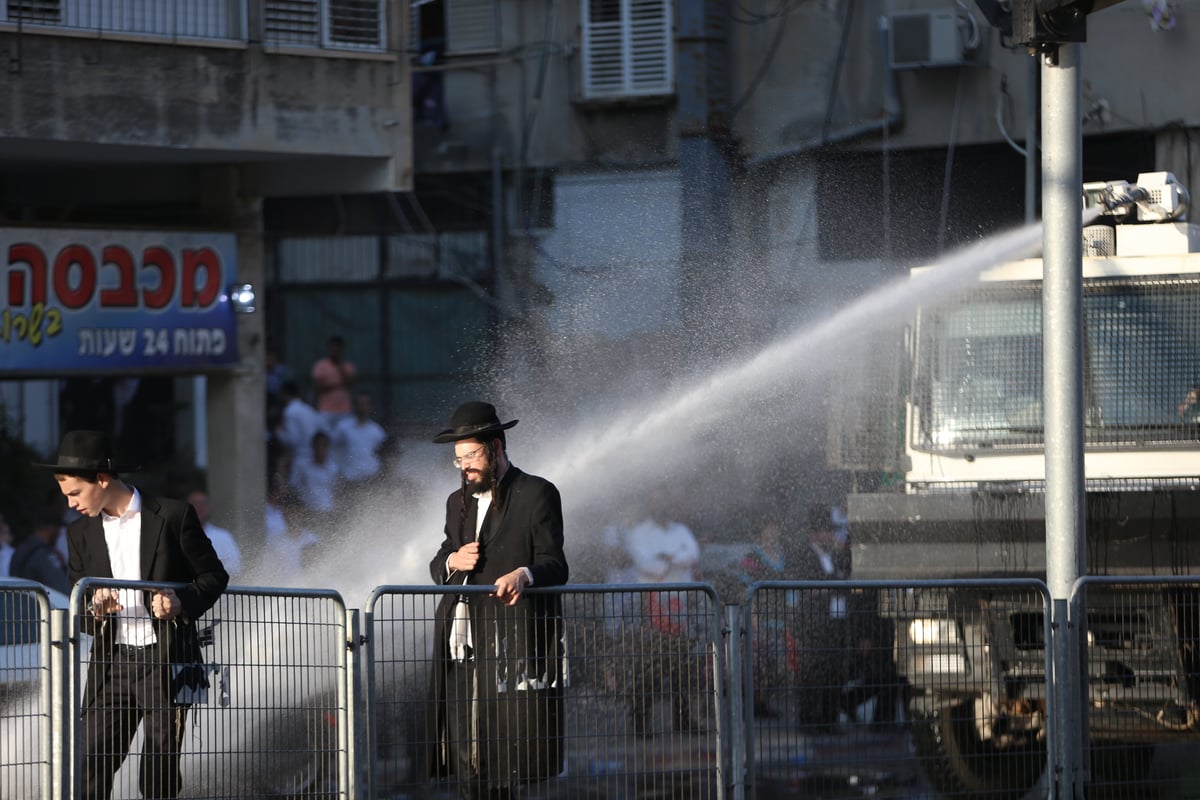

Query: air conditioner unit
left=889, top=10, right=969, bottom=70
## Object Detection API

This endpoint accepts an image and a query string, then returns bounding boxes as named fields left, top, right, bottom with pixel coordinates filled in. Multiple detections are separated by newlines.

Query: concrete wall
left=0, top=17, right=411, bottom=194
left=420, top=0, right=1200, bottom=175
left=412, top=0, right=676, bottom=174
left=733, top=0, right=1200, bottom=159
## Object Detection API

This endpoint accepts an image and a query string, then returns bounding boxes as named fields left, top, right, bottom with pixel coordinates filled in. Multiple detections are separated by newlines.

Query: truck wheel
left=910, top=700, right=1046, bottom=800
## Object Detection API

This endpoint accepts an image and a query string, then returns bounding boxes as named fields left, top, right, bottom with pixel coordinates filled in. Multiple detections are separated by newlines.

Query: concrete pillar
left=206, top=191, right=267, bottom=569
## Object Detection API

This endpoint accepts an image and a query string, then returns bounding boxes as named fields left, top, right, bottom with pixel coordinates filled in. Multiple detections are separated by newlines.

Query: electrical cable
left=821, top=0, right=857, bottom=142
left=953, top=0, right=981, bottom=50
left=730, top=0, right=812, bottom=27
left=997, top=77, right=1028, bottom=158
left=730, top=15, right=788, bottom=120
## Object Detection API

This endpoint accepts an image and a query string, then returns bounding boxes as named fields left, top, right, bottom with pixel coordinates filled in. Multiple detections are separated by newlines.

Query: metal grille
left=70, top=582, right=349, bottom=800
left=745, top=583, right=923, bottom=798
left=914, top=277, right=1200, bottom=454
left=0, top=584, right=53, bottom=800
left=1073, top=577, right=1200, bottom=799
left=13, top=577, right=1200, bottom=799
left=263, top=0, right=385, bottom=51
left=327, top=0, right=382, bottom=49
left=2, top=0, right=244, bottom=41
left=276, top=236, right=380, bottom=283
left=5, top=0, right=59, bottom=23
left=747, top=580, right=1053, bottom=800
left=366, top=585, right=722, bottom=799
left=264, top=0, right=320, bottom=43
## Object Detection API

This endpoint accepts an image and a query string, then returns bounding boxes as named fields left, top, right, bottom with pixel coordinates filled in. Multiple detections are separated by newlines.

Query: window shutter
left=6, top=0, right=61, bottom=23
left=446, top=0, right=497, bottom=54
left=326, top=0, right=384, bottom=49
left=264, top=0, right=321, bottom=45
left=264, top=0, right=384, bottom=51
left=582, top=0, right=672, bottom=100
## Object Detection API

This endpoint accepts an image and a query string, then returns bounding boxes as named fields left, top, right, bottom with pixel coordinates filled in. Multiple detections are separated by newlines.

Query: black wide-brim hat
left=433, top=401, right=518, bottom=444
left=34, top=430, right=140, bottom=473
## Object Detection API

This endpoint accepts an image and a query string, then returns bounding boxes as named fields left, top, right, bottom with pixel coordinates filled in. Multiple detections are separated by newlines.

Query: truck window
left=916, top=278, right=1200, bottom=452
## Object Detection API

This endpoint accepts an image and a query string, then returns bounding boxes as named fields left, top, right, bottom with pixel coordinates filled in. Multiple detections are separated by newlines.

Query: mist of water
left=271, top=218, right=1063, bottom=597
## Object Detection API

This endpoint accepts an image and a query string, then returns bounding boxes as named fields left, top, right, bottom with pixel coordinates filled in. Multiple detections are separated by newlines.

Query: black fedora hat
left=433, top=401, right=518, bottom=444
left=35, top=430, right=139, bottom=473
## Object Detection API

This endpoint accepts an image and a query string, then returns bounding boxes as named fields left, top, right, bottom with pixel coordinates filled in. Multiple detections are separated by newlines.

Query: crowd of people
left=2, top=333, right=391, bottom=591
left=262, top=334, right=390, bottom=573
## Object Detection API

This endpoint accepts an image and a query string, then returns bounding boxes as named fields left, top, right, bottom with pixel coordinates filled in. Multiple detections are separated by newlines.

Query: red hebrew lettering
left=99, top=246, right=138, bottom=307
left=141, top=246, right=175, bottom=309
left=8, top=243, right=48, bottom=306
left=53, top=245, right=97, bottom=310
left=182, top=248, right=222, bottom=308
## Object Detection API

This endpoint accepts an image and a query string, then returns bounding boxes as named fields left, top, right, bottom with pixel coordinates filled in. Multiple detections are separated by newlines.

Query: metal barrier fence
left=9, top=577, right=1200, bottom=799
left=746, top=579, right=1054, bottom=800
left=365, top=583, right=726, bottom=800
left=0, top=580, right=56, bottom=800
left=1072, top=576, right=1200, bottom=800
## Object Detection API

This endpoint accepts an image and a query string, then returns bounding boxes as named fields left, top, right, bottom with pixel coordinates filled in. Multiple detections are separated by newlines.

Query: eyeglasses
left=452, top=445, right=487, bottom=469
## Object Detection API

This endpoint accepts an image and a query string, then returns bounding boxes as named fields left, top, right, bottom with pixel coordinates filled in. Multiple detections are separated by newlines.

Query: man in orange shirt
left=310, top=334, right=356, bottom=426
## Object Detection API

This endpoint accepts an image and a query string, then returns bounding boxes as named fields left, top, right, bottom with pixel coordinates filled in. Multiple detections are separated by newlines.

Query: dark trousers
left=445, top=661, right=512, bottom=800
left=82, top=645, right=188, bottom=800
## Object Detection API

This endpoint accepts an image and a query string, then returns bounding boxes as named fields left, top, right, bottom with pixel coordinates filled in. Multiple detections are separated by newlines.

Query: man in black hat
left=426, top=401, right=569, bottom=800
left=39, top=430, right=228, bottom=800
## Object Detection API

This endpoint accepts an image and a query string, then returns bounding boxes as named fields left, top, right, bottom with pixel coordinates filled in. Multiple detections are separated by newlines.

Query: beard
left=463, top=459, right=496, bottom=495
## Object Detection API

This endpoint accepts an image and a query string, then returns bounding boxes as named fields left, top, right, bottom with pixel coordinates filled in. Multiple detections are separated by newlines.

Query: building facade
left=0, top=1, right=409, bottom=547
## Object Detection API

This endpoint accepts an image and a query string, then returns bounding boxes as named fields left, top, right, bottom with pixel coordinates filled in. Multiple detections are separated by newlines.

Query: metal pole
left=724, top=604, right=745, bottom=800
left=1025, top=57, right=1039, bottom=223
left=1041, top=41, right=1086, bottom=800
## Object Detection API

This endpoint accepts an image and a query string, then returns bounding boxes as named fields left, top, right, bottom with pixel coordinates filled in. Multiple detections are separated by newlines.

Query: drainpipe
left=677, top=0, right=733, bottom=330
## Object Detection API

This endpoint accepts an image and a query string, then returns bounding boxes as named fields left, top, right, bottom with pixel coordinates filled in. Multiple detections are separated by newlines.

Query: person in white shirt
left=618, top=507, right=702, bottom=738
left=186, top=489, right=243, bottom=580
left=261, top=487, right=320, bottom=580
left=292, top=430, right=338, bottom=529
left=332, top=391, right=388, bottom=494
left=276, top=380, right=325, bottom=486
left=38, top=429, right=227, bottom=800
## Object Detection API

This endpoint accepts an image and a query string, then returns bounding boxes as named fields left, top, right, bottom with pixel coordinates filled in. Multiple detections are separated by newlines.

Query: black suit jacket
left=425, top=464, right=569, bottom=783
left=67, top=489, right=229, bottom=700
left=430, top=464, right=568, bottom=589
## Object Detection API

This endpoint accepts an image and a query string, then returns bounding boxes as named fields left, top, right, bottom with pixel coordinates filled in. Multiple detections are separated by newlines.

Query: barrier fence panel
left=745, top=580, right=1054, bottom=800
left=22, top=574, right=1200, bottom=800
left=0, top=580, right=55, bottom=800
left=69, top=579, right=350, bottom=800
left=365, top=584, right=726, bottom=800
left=1072, top=576, right=1200, bottom=800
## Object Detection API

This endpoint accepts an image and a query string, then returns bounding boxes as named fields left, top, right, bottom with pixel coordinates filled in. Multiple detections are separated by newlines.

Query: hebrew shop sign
left=1, top=228, right=240, bottom=373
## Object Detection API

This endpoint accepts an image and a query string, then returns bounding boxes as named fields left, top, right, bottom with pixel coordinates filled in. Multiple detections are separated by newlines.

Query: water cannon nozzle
left=1082, top=172, right=1189, bottom=224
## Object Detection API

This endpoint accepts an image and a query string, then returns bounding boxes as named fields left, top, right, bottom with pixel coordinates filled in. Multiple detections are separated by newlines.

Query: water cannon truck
left=839, top=172, right=1200, bottom=797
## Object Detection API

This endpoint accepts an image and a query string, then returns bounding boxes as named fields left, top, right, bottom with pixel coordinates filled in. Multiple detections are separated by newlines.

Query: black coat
left=425, top=465, right=569, bottom=785
left=67, top=489, right=229, bottom=707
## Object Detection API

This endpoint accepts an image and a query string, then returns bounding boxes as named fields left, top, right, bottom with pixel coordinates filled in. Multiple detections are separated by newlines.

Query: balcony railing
left=0, top=0, right=387, bottom=53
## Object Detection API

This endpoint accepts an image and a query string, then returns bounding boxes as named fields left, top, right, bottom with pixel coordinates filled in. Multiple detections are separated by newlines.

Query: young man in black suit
left=428, top=401, right=569, bottom=800
left=40, top=430, right=228, bottom=800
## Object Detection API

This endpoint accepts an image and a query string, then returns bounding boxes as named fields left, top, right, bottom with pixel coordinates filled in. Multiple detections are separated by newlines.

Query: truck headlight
left=909, top=618, right=961, bottom=645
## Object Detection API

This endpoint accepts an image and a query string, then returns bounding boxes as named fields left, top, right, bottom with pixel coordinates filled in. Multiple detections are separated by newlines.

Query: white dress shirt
left=101, top=489, right=156, bottom=646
